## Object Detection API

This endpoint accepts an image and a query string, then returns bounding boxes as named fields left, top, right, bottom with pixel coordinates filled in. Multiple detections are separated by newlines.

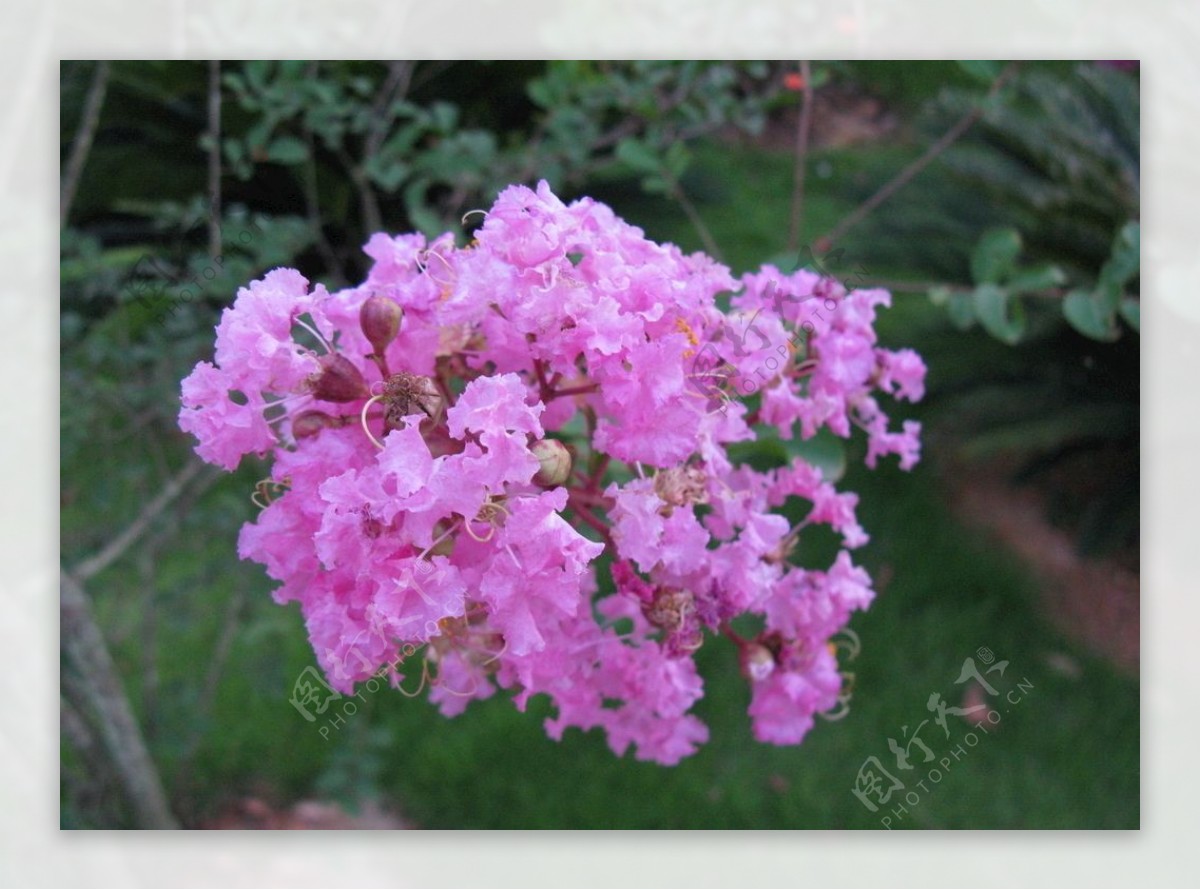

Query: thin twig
left=342, top=146, right=383, bottom=237
left=300, top=62, right=346, bottom=281
left=72, top=459, right=213, bottom=582
left=787, top=61, right=814, bottom=252
left=365, top=61, right=414, bottom=161
left=173, top=585, right=247, bottom=781
left=664, top=170, right=723, bottom=262
left=138, top=537, right=160, bottom=742
left=345, top=61, right=414, bottom=238
left=195, top=587, right=246, bottom=718
left=60, top=61, right=111, bottom=227
left=815, top=61, right=1022, bottom=252
left=302, top=129, right=346, bottom=282
left=408, top=59, right=455, bottom=94
left=206, top=60, right=222, bottom=258
left=568, top=498, right=617, bottom=551
left=857, top=277, right=1069, bottom=299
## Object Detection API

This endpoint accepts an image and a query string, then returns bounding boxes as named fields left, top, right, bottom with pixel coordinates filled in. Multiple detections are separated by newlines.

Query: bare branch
left=60, top=61, right=111, bottom=227
left=207, top=60, right=222, bottom=258
left=787, top=61, right=814, bottom=252
left=61, top=571, right=179, bottom=829
left=365, top=61, right=414, bottom=161
left=173, top=586, right=247, bottom=781
left=665, top=172, right=723, bottom=262
left=816, top=62, right=1022, bottom=251
left=72, top=459, right=214, bottom=582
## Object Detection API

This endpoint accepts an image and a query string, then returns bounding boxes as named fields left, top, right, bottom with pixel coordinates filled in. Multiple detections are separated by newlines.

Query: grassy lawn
left=61, top=139, right=1138, bottom=830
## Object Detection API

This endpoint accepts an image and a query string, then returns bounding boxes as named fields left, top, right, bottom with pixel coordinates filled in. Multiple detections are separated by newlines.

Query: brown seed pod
left=309, top=354, right=370, bottom=403
left=381, top=372, right=442, bottom=429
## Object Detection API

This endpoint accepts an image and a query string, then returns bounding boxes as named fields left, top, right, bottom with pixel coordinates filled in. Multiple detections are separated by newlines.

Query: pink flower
left=748, top=646, right=843, bottom=745
left=179, top=180, right=925, bottom=764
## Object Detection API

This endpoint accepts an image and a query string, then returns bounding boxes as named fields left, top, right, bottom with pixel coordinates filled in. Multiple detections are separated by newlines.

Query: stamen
left=416, top=520, right=462, bottom=562
left=819, top=671, right=856, bottom=721
left=360, top=395, right=386, bottom=449
left=293, top=315, right=333, bottom=354
left=250, top=477, right=290, bottom=510
left=395, top=660, right=431, bottom=698
left=462, top=520, right=495, bottom=543
left=419, top=247, right=457, bottom=289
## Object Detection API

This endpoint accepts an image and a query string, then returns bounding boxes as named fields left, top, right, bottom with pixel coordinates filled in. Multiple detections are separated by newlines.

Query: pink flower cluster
left=179, top=181, right=925, bottom=764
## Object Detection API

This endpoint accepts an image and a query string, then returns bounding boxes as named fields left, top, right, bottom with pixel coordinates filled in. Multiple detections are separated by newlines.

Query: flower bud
left=292, top=409, right=334, bottom=439
left=310, top=353, right=370, bottom=403
left=531, top=439, right=572, bottom=487
left=360, top=295, right=403, bottom=355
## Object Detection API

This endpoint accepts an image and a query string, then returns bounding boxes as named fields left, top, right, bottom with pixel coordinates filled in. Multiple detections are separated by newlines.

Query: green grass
left=61, top=139, right=1138, bottom=830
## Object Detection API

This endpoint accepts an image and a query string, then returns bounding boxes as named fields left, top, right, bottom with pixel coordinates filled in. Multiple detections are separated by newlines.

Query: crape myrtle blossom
left=179, top=180, right=926, bottom=764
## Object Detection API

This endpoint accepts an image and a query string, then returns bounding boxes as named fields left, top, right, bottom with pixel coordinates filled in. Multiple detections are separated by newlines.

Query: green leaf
left=429, top=101, right=459, bottom=133
left=266, top=136, right=308, bottom=165
left=1118, top=297, right=1140, bottom=332
left=1062, top=289, right=1119, bottom=341
left=946, top=290, right=976, bottom=331
left=664, top=141, right=690, bottom=179
left=1110, top=221, right=1140, bottom=283
left=526, top=78, right=552, bottom=109
left=364, top=155, right=410, bottom=192
left=971, top=227, right=1022, bottom=284
left=973, top=283, right=1025, bottom=344
left=403, top=178, right=446, bottom=239
left=639, top=174, right=670, bottom=195
left=958, top=60, right=1003, bottom=83
left=728, top=428, right=847, bottom=483
left=615, top=138, right=662, bottom=175
left=1007, top=263, right=1067, bottom=293
left=784, top=429, right=847, bottom=483
left=1098, top=220, right=1140, bottom=301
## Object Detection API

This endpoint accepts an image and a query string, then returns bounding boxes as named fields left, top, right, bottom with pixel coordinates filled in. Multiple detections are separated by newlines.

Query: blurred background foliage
left=60, top=60, right=1138, bottom=829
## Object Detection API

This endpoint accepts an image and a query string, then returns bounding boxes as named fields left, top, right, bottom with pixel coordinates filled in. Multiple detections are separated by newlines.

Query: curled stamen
left=395, top=659, right=431, bottom=698
left=478, top=635, right=508, bottom=667
left=479, top=499, right=511, bottom=520
left=360, top=395, right=386, bottom=449
left=425, top=654, right=480, bottom=698
left=819, top=671, right=856, bottom=721
left=461, top=497, right=511, bottom=543
left=462, top=520, right=496, bottom=543
left=418, top=247, right=458, bottom=290
left=819, top=697, right=852, bottom=721
left=251, top=477, right=290, bottom=510
left=461, top=208, right=488, bottom=225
